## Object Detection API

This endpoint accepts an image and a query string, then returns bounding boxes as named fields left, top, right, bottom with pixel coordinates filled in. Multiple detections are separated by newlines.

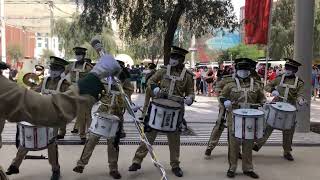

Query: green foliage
left=314, top=0, right=320, bottom=59
left=79, top=0, right=237, bottom=64
left=269, top=0, right=295, bottom=59
left=53, top=16, right=117, bottom=60
left=7, top=44, right=23, bottom=63
left=41, top=49, right=55, bottom=66
left=218, top=44, right=264, bottom=63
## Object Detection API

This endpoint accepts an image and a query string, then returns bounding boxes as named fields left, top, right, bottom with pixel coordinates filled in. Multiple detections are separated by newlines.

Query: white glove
left=224, top=100, right=232, bottom=108
left=184, top=96, right=193, bottom=106
left=271, top=90, right=280, bottom=97
left=153, top=87, right=160, bottom=96
left=298, top=97, right=306, bottom=106
left=90, top=55, right=121, bottom=79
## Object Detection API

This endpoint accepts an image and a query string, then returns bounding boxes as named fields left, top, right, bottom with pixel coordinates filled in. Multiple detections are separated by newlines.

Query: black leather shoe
left=253, top=144, right=260, bottom=152
left=238, top=153, right=242, bottom=160
left=110, top=170, right=122, bottom=179
left=244, top=171, right=259, bottom=179
left=56, top=135, right=65, bottom=140
left=205, top=149, right=212, bottom=156
left=284, top=153, right=294, bottom=161
left=6, top=165, right=19, bottom=175
left=128, top=163, right=141, bottom=171
left=172, top=167, right=183, bottom=177
left=71, top=129, right=78, bottom=134
left=227, top=170, right=235, bottom=178
left=73, top=166, right=84, bottom=173
left=51, top=170, right=61, bottom=180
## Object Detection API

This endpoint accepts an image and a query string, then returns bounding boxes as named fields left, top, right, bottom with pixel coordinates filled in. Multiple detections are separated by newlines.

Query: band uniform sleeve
left=296, top=79, right=305, bottom=100
left=147, top=69, right=165, bottom=88
left=186, top=73, right=195, bottom=99
left=0, top=75, right=92, bottom=127
left=265, top=78, right=279, bottom=93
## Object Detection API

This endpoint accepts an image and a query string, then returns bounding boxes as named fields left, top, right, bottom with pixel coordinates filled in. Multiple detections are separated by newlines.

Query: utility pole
left=189, top=35, right=197, bottom=69
left=294, top=0, right=315, bottom=132
left=48, top=0, right=54, bottom=51
left=0, top=0, right=6, bottom=63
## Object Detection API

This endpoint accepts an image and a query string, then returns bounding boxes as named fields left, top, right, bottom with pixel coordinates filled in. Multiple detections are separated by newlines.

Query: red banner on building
left=244, top=0, right=271, bottom=44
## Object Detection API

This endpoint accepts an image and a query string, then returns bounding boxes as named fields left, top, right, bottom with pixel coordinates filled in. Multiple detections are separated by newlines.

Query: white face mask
left=35, top=70, right=42, bottom=76
left=236, top=70, right=251, bottom=79
left=49, top=70, right=62, bottom=78
left=169, top=58, right=179, bottom=67
left=76, top=55, right=84, bottom=61
left=285, top=70, right=294, bottom=76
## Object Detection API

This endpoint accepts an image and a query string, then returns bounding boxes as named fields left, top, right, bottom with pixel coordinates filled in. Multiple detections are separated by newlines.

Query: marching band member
left=221, top=58, right=265, bottom=179
left=128, top=46, right=195, bottom=177
left=254, top=58, right=305, bottom=161
left=6, top=57, right=70, bottom=180
left=65, top=47, right=93, bottom=143
left=205, top=61, right=259, bottom=157
left=0, top=55, right=120, bottom=180
left=73, top=59, right=133, bottom=179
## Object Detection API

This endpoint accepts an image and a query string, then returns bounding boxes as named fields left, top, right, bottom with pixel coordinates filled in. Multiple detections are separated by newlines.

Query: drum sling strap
left=235, top=77, right=254, bottom=107
left=71, top=62, right=88, bottom=83
left=101, top=77, right=121, bottom=114
left=279, top=74, right=298, bottom=102
left=166, top=65, right=187, bottom=96
left=41, top=77, right=65, bottom=95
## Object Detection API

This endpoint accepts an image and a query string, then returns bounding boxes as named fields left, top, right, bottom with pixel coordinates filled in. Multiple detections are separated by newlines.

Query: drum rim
left=151, top=99, right=181, bottom=109
left=232, top=109, right=265, bottom=117
left=270, top=102, right=296, bottom=112
left=94, top=112, right=121, bottom=121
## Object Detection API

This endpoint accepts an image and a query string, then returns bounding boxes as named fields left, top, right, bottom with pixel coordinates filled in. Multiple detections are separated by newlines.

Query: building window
left=38, top=43, right=42, bottom=47
left=37, top=37, right=42, bottom=41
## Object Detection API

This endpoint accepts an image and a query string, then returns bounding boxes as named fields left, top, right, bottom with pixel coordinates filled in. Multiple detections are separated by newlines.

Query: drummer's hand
left=90, top=55, right=121, bottom=79
left=298, top=97, right=306, bottom=106
left=224, top=100, right=232, bottom=109
left=271, top=90, right=280, bottom=97
left=184, top=96, right=193, bottom=106
left=153, top=87, right=160, bottom=96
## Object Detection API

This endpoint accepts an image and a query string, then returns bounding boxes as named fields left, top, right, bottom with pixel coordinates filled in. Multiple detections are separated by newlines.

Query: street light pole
left=294, top=0, right=315, bottom=132
left=0, top=0, right=6, bottom=63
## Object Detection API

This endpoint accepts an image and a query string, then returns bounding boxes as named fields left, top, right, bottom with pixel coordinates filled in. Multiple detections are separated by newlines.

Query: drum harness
left=92, top=48, right=168, bottom=180
left=70, top=61, right=89, bottom=84
left=277, top=74, right=299, bottom=103
left=41, top=77, right=66, bottom=95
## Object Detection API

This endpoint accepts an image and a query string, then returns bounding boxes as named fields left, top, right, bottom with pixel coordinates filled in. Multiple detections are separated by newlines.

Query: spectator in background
left=130, top=65, right=137, bottom=92
left=312, top=64, right=320, bottom=100
left=205, top=68, right=215, bottom=97
left=268, top=67, right=277, bottom=81
left=276, top=64, right=284, bottom=76
left=195, top=69, right=202, bottom=95
left=201, top=67, right=208, bottom=96
left=135, top=64, right=142, bottom=93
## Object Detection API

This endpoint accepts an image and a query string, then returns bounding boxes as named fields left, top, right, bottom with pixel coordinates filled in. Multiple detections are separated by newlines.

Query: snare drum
left=18, top=122, right=55, bottom=151
left=266, top=102, right=296, bottom=130
left=148, top=99, right=181, bottom=132
left=233, top=109, right=265, bottom=140
left=89, top=112, right=120, bottom=138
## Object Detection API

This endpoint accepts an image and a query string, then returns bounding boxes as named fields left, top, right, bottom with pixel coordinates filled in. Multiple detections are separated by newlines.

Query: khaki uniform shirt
left=66, top=61, right=93, bottom=84
left=148, top=66, right=195, bottom=100
left=265, top=75, right=304, bottom=105
left=0, top=75, right=95, bottom=127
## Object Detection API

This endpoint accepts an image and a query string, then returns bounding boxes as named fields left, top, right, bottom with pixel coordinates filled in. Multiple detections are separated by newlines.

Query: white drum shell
left=233, top=109, right=265, bottom=140
left=266, top=102, right=297, bottom=130
left=18, top=122, right=55, bottom=151
left=148, top=100, right=181, bottom=132
left=89, top=113, right=120, bottom=138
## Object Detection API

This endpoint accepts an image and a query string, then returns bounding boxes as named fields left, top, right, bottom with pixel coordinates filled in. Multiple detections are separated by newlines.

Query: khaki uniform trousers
left=255, top=125, right=295, bottom=153
left=142, top=87, right=152, bottom=117
left=228, top=127, right=254, bottom=172
left=207, top=105, right=225, bottom=150
left=132, top=130, right=181, bottom=168
left=77, top=133, right=119, bottom=171
left=74, top=103, right=92, bottom=139
left=11, top=143, right=60, bottom=171
left=0, top=119, right=5, bottom=148
left=58, top=126, right=67, bottom=137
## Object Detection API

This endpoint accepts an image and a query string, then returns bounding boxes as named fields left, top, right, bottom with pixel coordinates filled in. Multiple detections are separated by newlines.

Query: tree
left=79, top=0, right=237, bottom=64
left=7, top=44, right=23, bottom=65
left=41, top=49, right=55, bottom=66
left=53, top=16, right=117, bottom=60
left=217, top=44, right=264, bottom=63
left=269, top=0, right=295, bottom=59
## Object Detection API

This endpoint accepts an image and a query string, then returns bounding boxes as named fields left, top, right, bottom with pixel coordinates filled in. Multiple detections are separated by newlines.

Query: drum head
left=271, top=102, right=296, bottom=112
left=95, top=112, right=120, bottom=121
left=19, top=121, right=35, bottom=127
left=152, top=98, right=181, bottom=109
left=233, top=109, right=264, bottom=116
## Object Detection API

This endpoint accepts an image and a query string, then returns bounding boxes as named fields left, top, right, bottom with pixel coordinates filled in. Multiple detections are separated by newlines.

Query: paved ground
left=0, top=145, right=320, bottom=180
left=2, top=94, right=320, bottom=146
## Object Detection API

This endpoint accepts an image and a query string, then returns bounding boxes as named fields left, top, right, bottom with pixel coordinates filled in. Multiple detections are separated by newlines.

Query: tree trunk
left=163, top=1, right=186, bottom=65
